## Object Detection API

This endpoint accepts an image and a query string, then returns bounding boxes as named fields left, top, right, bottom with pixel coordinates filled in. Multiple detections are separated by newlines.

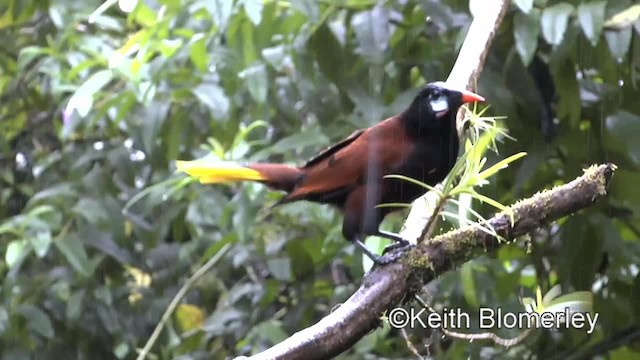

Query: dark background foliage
left=0, top=0, right=639, bottom=358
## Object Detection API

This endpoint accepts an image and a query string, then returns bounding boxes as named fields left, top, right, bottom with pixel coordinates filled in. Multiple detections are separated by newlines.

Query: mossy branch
left=246, top=163, right=615, bottom=358
left=404, top=164, right=616, bottom=277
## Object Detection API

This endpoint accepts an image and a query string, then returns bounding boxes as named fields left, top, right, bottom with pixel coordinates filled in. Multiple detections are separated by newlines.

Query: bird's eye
left=430, top=95, right=449, bottom=113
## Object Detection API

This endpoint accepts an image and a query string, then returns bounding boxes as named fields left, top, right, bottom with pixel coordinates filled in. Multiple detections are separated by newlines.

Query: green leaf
left=468, top=190, right=509, bottom=213
left=478, top=152, right=527, bottom=180
left=513, top=0, right=533, bottom=14
left=131, top=2, right=156, bottom=26
left=6, top=239, right=30, bottom=269
left=541, top=3, right=575, bottom=46
left=189, top=34, right=209, bottom=72
left=610, top=170, right=640, bottom=207
left=241, top=20, right=258, bottom=65
left=17, top=46, right=49, bottom=71
left=251, top=320, right=288, bottom=344
left=28, top=230, right=52, bottom=258
left=266, top=258, right=292, bottom=281
left=287, top=241, right=316, bottom=281
left=17, top=304, right=54, bottom=339
left=513, top=0, right=534, bottom=13
left=192, top=84, right=230, bottom=119
left=351, top=5, right=390, bottom=62
left=239, top=63, right=268, bottom=104
left=65, top=69, right=114, bottom=117
left=606, top=111, right=640, bottom=165
left=159, top=38, right=183, bottom=58
left=73, top=197, right=109, bottom=224
left=87, top=0, right=113, bottom=23
left=243, top=0, right=263, bottom=25
left=541, top=284, right=563, bottom=305
left=632, top=274, right=640, bottom=324
left=175, top=304, right=205, bottom=332
left=251, top=128, right=329, bottom=160
left=577, top=1, right=606, bottom=45
left=603, top=4, right=640, bottom=30
left=205, top=0, right=233, bottom=30
left=66, top=290, right=85, bottom=321
left=310, top=24, right=346, bottom=86
left=55, top=234, right=93, bottom=277
left=514, top=10, right=541, bottom=65
left=290, top=0, right=319, bottom=21
left=605, top=27, right=632, bottom=61
left=558, top=216, right=603, bottom=290
left=383, top=174, right=442, bottom=194
left=461, top=262, right=479, bottom=308
left=552, top=59, right=581, bottom=126
left=261, top=45, right=287, bottom=70
left=0, top=307, right=8, bottom=337
left=544, top=292, right=593, bottom=315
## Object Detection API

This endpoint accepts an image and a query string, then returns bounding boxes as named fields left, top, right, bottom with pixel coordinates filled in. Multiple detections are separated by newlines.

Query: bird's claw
left=377, top=241, right=415, bottom=265
left=382, top=239, right=411, bottom=255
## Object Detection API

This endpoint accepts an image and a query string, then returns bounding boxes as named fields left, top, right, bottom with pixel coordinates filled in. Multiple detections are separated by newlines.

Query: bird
left=176, top=82, right=484, bottom=265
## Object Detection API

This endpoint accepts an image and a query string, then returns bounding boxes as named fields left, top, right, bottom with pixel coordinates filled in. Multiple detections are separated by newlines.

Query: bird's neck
left=400, top=109, right=458, bottom=140
left=401, top=110, right=460, bottom=168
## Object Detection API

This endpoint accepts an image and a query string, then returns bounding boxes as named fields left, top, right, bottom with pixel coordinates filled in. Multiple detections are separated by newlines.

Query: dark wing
left=302, top=129, right=365, bottom=169
left=285, top=117, right=414, bottom=203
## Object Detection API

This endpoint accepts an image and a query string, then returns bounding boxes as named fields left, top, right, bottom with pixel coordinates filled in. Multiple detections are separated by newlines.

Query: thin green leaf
left=542, top=284, right=563, bottom=305
left=383, top=174, right=442, bottom=194
left=478, top=152, right=528, bottom=180
left=375, top=203, right=412, bottom=209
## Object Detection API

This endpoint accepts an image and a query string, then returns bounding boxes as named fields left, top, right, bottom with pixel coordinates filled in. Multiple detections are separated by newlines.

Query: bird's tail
left=175, top=158, right=302, bottom=192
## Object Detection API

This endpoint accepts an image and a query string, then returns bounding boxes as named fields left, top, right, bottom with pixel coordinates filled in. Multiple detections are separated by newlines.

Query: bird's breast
left=384, top=134, right=459, bottom=203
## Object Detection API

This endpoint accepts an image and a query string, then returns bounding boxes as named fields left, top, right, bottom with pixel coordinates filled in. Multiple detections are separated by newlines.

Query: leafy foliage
left=1, top=0, right=640, bottom=358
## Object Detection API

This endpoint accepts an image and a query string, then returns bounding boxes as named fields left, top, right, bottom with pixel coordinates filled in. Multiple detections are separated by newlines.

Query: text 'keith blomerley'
left=387, top=307, right=599, bottom=334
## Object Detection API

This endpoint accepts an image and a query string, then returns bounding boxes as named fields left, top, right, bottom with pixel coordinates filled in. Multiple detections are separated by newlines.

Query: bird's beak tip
left=460, top=89, right=485, bottom=103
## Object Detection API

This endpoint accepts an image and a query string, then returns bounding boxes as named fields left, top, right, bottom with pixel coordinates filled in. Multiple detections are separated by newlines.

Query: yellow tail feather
left=175, top=159, right=266, bottom=184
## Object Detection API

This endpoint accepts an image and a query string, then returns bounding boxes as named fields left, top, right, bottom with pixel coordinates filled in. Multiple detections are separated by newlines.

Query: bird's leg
left=353, top=238, right=387, bottom=265
left=353, top=236, right=414, bottom=266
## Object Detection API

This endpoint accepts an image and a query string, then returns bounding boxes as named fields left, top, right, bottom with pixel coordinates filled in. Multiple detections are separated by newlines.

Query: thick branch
left=249, top=164, right=615, bottom=359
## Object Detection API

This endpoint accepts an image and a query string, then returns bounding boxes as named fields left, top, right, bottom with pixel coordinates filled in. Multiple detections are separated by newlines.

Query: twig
left=136, top=243, right=232, bottom=360
left=400, top=327, right=424, bottom=359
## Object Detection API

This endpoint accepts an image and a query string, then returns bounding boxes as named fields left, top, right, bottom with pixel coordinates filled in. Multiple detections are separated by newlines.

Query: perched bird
left=177, top=82, right=484, bottom=264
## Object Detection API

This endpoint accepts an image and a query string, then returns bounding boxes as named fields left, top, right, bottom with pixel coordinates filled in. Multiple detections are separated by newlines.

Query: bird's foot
left=382, top=239, right=415, bottom=264
left=382, top=239, right=411, bottom=255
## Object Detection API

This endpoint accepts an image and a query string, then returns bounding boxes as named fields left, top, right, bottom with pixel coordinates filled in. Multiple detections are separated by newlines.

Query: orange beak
left=460, top=89, right=485, bottom=103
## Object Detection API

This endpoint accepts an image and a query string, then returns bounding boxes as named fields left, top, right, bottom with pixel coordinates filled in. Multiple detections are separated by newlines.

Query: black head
left=403, top=81, right=485, bottom=132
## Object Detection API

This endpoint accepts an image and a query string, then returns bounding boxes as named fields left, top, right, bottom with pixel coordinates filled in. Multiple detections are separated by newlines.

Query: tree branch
left=248, top=160, right=614, bottom=359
